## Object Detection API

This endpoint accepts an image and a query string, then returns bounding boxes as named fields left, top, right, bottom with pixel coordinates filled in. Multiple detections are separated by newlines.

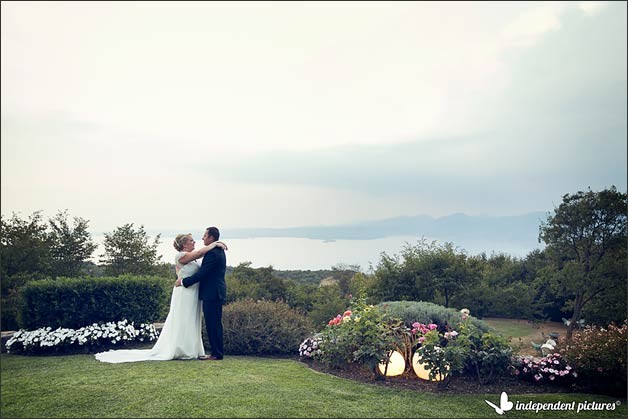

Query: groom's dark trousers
left=182, top=247, right=227, bottom=359
left=203, top=300, right=223, bottom=359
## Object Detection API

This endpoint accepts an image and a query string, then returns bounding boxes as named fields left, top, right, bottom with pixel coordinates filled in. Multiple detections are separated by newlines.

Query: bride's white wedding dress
left=94, top=252, right=205, bottom=363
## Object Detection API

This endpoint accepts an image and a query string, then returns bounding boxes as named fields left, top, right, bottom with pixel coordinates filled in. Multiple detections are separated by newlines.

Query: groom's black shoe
left=199, top=355, right=223, bottom=361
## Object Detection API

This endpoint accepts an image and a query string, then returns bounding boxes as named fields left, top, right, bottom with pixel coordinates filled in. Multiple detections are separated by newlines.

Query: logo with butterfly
left=485, top=392, right=514, bottom=415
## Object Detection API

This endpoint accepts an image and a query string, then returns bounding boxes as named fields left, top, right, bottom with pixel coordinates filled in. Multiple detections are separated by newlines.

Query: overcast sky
left=2, top=1, right=626, bottom=235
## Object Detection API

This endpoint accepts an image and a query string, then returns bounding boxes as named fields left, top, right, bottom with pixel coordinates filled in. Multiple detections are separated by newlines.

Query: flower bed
left=513, top=353, right=577, bottom=388
left=5, top=319, right=159, bottom=355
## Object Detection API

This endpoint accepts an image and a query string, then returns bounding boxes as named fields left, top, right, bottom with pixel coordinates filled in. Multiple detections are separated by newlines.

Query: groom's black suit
left=182, top=246, right=226, bottom=359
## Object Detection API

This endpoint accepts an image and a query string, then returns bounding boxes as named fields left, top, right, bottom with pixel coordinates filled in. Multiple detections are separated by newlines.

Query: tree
left=430, top=242, right=480, bottom=308
left=372, top=238, right=479, bottom=306
left=331, top=263, right=360, bottom=297
left=0, top=211, right=51, bottom=277
left=227, top=262, right=288, bottom=302
left=539, top=186, right=627, bottom=340
left=48, top=210, right=97, bottom=277
left=100, top=223, right=162, bottom=276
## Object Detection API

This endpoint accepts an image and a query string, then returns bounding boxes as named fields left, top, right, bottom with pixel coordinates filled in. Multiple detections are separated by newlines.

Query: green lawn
left=483, top=318, right=538, bottom=338
left=1, top=353, right=625, bottom=418
left=482, top=318, right=570, bottom=356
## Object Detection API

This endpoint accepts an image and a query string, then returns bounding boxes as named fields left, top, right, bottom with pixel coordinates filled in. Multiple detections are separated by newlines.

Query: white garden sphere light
left=412, top=352, right=448, bottom=381
left=377, top=350, right=405, bottom=376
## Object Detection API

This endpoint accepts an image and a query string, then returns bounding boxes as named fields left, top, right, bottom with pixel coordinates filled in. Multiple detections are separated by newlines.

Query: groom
left=175, top=226, right=226, bottom=360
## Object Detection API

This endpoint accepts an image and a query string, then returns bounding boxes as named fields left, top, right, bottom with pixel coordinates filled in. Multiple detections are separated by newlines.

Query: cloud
left=212, top=2, right=627, bottom=215
left=1, top=2, right=625, bottom=232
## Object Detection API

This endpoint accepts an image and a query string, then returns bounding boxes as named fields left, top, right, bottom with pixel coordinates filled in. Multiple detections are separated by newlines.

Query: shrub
left=454, top=319, right=513, bottom=384
left=1, top=272, right=47, bottom=331
left=17, top=276, right=170, bottom=329
left=314, top=297, right=403, bottom=376
left=306, top=284, right=350, bottom=328
left=216, top=299, right=314, bottom=356
left=414, top=325, right=466, bottom=385
left=378, top=300, right=489, bottom=333
left=560, top=320, right=627, bottom=396
left=513, top=353, right=577, bottom=388
left=407, top=311, right=513, bottom=386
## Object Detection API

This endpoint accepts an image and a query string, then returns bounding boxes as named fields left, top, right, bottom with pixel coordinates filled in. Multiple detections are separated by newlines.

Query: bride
left=95, top=234, right=227, bottom=363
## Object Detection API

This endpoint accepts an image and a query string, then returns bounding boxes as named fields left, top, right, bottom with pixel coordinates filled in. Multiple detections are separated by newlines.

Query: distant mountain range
left=151, top=212, right=549, bottom=258
left=159, top=212, right=548, bottom=244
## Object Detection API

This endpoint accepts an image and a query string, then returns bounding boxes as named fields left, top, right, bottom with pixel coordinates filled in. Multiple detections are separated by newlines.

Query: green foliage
left=48, top=210, right=97, bottom=278
left=306, top=283, right=350, bottom=328
left=99, top=223, right=162, bottom=276
left=0, top=211, right=52, bottom=278
left=456, top=253, right=543, bottom=319
left=539, top=186, right=627, bottom=338
left=560, top=320, right=628, bottom=396
left=372, top=239, right=480, bottom=307
left=1, top=210, right=98, bottom=280
left=407, top=314, right=513, bottom=386
left=1, top=272, right=47, bottom=331
left=284, top=282, right=317, bottom=312
left=315, top=296, right=402, bottom=375
left=17, top=276, right=170, bottom=329
left=226, top=263, right=288, bottom=303
left=453, top=319, right=513, bottom=384
left=273, top=268, right=338, bottom=286
left=415, top=329, right=466, bottom=384
left=217, top=299, right=314, bottom=355
left=377, top=300, right=489, bottom=333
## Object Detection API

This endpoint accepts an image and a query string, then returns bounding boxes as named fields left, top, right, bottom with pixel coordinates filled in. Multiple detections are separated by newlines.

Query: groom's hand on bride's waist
left=175, top=278, right=183, bottom=287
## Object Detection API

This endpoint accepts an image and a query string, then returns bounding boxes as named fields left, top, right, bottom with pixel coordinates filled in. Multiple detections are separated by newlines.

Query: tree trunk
left=566, top=293, right=584, bottom=341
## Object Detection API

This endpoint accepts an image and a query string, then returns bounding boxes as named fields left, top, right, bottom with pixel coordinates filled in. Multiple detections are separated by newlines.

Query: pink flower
left=418, top=337, right=425, bottom=344
left=428, top=323, right=438, bottom=330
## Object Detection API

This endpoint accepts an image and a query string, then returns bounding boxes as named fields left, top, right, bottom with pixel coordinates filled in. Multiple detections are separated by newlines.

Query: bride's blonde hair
left=173, top=234, right=192, bottom=251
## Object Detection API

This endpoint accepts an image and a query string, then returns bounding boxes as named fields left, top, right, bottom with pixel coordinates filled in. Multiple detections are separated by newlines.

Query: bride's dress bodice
left=176, top=251, right=200, bottom=279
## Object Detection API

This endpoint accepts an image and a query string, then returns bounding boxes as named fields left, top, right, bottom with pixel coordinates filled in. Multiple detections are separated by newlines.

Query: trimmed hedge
left=378, top=300, right=489, bottom=333
left=1, top=272, right=47, bottom=331
left=210, top=299, right=314, bottom=355
left=17, top=276, right=170, bottom=330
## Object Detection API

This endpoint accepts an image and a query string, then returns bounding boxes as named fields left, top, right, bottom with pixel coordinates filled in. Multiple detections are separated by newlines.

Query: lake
left=92, top=235, right=541, bottom=271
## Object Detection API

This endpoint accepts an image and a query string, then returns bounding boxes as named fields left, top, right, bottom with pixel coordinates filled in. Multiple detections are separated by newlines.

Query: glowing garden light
left=377, top=350, right=405, bottom=376
left=412, top=352, right=448, bottom=381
